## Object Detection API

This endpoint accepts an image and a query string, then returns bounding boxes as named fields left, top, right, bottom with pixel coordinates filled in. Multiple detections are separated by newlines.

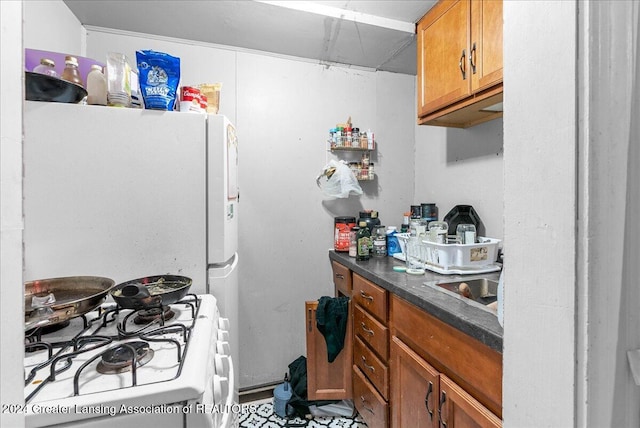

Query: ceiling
left=63, top=0, right=437, bottom=75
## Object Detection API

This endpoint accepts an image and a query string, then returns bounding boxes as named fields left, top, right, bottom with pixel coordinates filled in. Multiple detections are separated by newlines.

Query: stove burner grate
left=133, top=306, right=175, bottom=325
left=96, top=341, right=154, bottom=374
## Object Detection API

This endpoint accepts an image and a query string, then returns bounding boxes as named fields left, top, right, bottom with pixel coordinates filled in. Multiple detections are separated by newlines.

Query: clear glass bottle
left=61, top=56, right=84, bottom=87
left=33, top=58, right=58, bottom=78
left=349, top=226, right=359, bottom=258
left=87, top=65, right=107, bottom=106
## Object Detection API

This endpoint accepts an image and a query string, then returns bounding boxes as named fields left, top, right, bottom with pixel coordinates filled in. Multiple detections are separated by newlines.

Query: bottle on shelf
left=61, top=55, right=84, bottom=88
left=86, top=65, right=107, bottom=106
left=33, top=58, right=58, bottom=78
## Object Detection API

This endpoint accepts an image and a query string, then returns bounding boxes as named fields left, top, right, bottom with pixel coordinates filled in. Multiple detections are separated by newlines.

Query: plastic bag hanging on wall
left=316, top=159, right=363, bottom=199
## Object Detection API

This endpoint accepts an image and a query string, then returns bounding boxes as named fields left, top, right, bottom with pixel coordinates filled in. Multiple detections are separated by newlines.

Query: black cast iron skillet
left=110, top=275, right=192, bottom=310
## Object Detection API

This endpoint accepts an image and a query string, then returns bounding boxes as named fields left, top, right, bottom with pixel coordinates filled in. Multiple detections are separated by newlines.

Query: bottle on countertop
left=61, top=55, right=84, bottom=88
left=386, top=226, right=401, bottom=256
left=349, top=226, right=359, bottom=258
left=33, top=58, right=59, bottom=78
left=356, top=221, right=371, bottom=261
left=400, top=212, right=411, bottom=233
left=372, top=225, right=387, bottom=257
left=86, top=65, right=107, bottom=106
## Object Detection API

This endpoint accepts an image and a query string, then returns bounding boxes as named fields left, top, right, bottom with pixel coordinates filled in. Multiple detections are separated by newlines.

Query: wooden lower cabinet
left=391, top=336, right=500, bottom=428
left=391, top=336, right=440, bottom=428
left=439, top=374, right=501, bottom=428
left=353, top=365, right=388, bottom=428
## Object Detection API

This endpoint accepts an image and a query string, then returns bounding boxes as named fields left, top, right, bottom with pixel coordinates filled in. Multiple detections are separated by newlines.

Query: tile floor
left=239, top=398, right=368, bottom=427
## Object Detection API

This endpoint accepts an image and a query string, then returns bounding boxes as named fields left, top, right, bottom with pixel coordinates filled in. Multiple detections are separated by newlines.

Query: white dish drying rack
left=395, top=233, right=502, bottom=275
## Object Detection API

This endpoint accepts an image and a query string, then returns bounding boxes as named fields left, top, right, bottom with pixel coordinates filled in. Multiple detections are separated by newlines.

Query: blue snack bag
left=136, top=50, right=180, bottom=110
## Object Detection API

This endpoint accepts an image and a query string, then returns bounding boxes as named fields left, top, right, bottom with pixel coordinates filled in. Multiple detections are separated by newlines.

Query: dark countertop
left=329, top=251, right=503, bottom=352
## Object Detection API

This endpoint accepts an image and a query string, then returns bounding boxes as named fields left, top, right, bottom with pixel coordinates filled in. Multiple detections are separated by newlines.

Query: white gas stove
left=23, top=294, right=236, bottom=428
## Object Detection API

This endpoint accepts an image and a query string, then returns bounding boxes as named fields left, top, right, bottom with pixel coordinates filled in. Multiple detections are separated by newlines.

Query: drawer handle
left=439, top=390, right=447, bottom=428
left=359, top=291, right=374, bottom=302
left=361, top=355, right=375, bottom=372
left=335, top=273, right=344, bottom=279
left=360, top=322, right=374, bottom=336
left=459, top=49, right=466, bottom=80
left=425, top=381, right=434, bottom=420
left=469, top=42, right=477, bottom=74
left=360, top=395, right=375, bottom=415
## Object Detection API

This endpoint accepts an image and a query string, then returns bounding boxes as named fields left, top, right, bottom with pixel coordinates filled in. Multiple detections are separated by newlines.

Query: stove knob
left=218, top=317, right=230, bottom=330
left=215, top=354, right=230, bottom=375
left=216, top=340, right=231, bottom=356
left=212, top=374, right=223, bottom=403
left=217, top=329, right=230, bottom=341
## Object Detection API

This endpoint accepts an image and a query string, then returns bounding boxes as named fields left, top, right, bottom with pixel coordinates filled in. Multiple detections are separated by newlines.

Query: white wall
left=1, top=2, right=26, bottom=427
left=27, top=25, right=416, bottom=389
left=503, top=1, right=577, bottom=426
left=415, top=119, right=503, bottom=240
left=23, top=0, right=84, bottom=55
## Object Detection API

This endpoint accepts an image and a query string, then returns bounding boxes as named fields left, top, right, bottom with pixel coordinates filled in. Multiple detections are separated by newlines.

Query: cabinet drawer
left=353, top=365, right=388, bottom=428
left=331, top=261, right=352, bottom=297
left=352, top=273, right=387, bottom=322
left=354, top=304, right=389, bottom=360
left=354, top=335, right=389, bottom=400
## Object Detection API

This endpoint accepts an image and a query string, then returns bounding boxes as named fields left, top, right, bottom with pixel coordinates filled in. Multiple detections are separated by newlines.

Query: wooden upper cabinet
left=470, top=0, right=503, bottom=92
left=417, top=0, right=471, bottom=117
left=418, top=0, right=503, bottom=128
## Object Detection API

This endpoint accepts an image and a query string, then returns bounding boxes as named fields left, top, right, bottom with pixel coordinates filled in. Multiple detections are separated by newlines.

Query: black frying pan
left=110, top=275, right=192, bottom=310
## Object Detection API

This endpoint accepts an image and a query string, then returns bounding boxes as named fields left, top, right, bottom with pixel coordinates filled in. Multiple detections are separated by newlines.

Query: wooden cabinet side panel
left=390, top=295, right=502, bottom=418
left=305, top=301, right=353, bottom=400
left=440, top=374, right=502, bottom=428
left=390, top=336, right=440, bottom=428
left=471, top=0, right=503, bottom=92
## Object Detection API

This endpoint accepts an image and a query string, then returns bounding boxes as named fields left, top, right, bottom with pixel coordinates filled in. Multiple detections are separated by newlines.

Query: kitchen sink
left=434, top=278, right=498, bottom=306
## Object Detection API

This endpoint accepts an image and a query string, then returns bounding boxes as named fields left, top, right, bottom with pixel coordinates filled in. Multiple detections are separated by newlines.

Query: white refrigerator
left=23, top=101, right=239, bottom=400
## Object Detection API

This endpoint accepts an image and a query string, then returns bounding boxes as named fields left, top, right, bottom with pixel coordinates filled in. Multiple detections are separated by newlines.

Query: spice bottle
left=33, top=58, right=58, bottom=77
left=61, top=56, right=84, bottom=88
left=356, top=221, right=371, bottom=261
left=87, top=65, right=107, bottom=106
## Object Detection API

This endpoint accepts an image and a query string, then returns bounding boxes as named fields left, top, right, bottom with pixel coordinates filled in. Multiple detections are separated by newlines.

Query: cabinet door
left=305, top=301, right=352, bottom=400
left=417, top=0, right=471, bottom=117
left=470, top=0, right=503, bottom=92
left=391, top=336, right=440, bottom=428
left=439, top=374, right=501, bottom=428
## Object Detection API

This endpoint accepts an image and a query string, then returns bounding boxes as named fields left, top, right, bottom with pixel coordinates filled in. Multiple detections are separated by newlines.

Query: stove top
left=23, top=294, right=222, bottom=427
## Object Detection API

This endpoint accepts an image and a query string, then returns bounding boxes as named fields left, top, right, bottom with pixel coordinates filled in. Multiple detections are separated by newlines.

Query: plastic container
left=421, top=237, right=501, bottom=270
left=386, top=226, right=401, bottom=256
left=334, top=216, right=356, bottom=252
left=33, top=58, right=58, bottom=78
left=86, top=64, right=107, bottom=106
left=273, top=377, right=292, bottom=418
